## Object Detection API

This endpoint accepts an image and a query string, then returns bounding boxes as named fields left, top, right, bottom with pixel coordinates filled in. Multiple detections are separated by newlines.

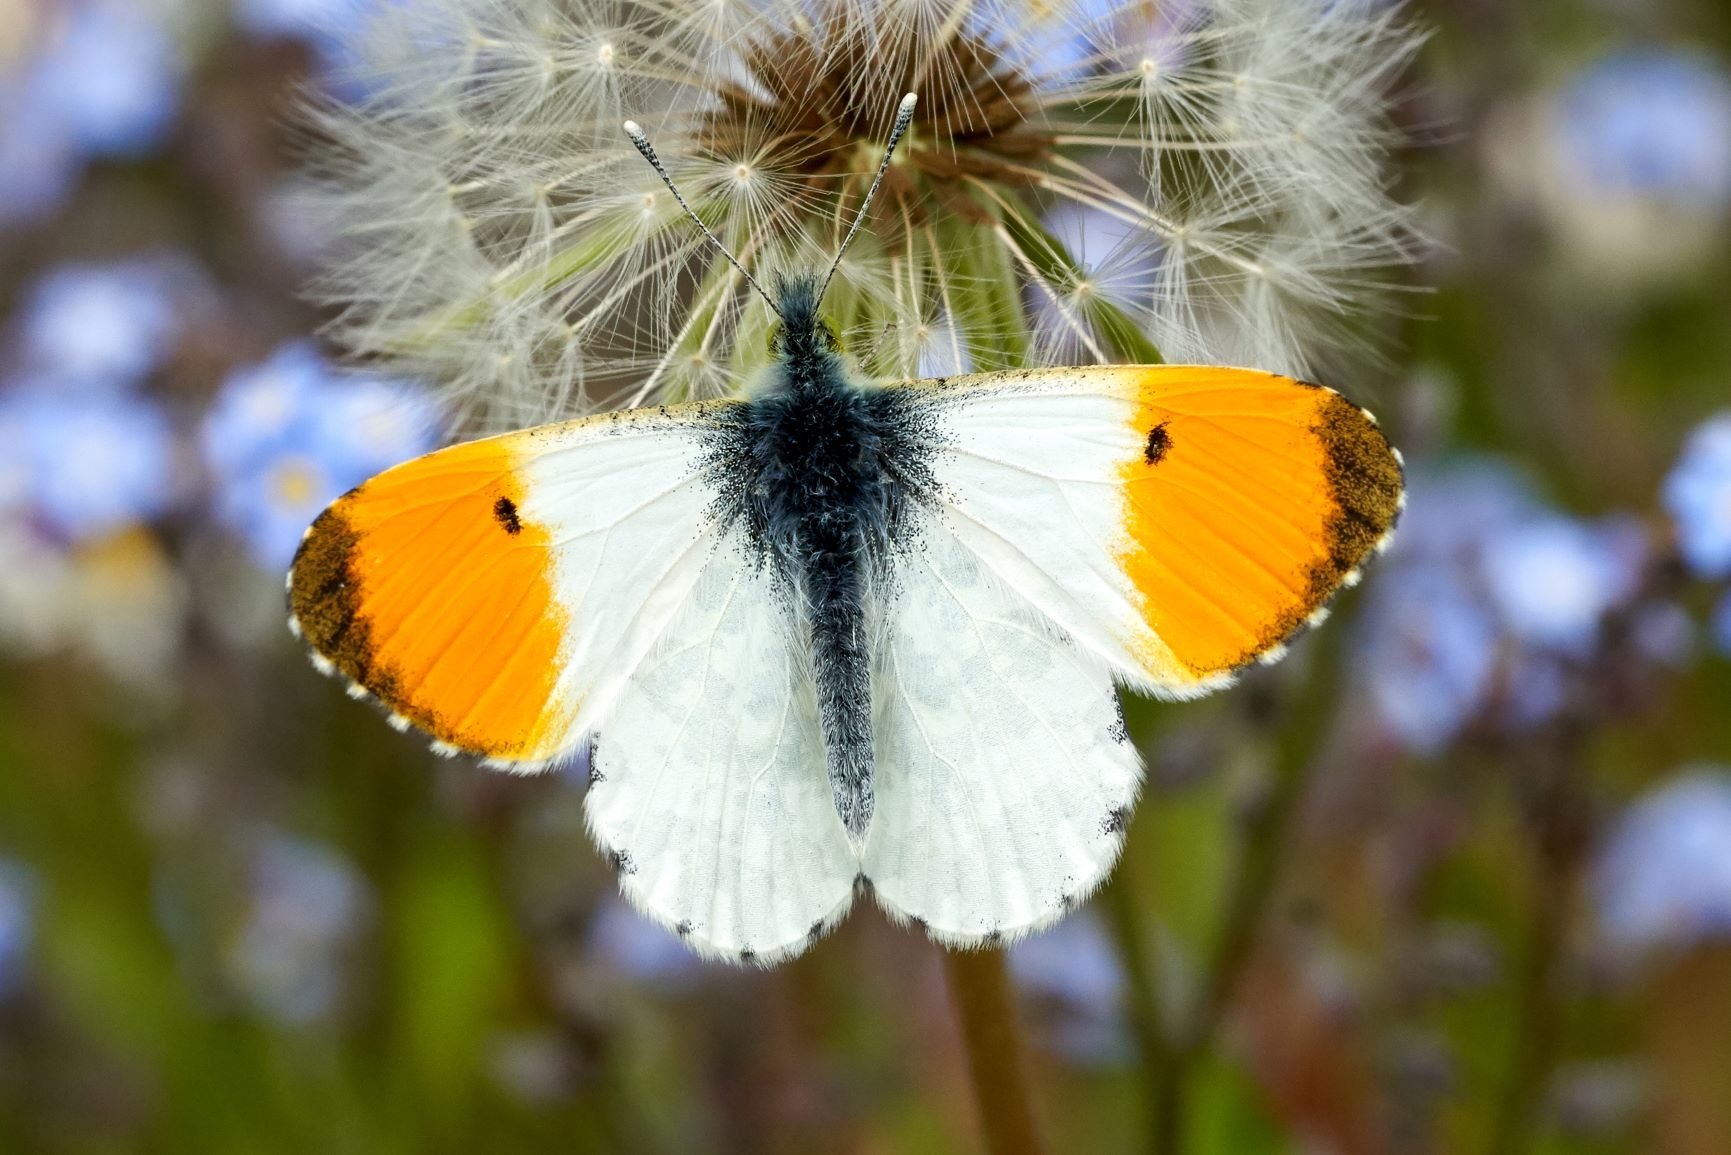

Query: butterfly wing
left=290, top=401, right=856, bottom=961
left=864, top=524, right=1141, bottom=942
left=289, top=404, right=733, bottom=766
left=861, top=365, right=1402, bottom=942
left=585, top=541, right=858, bottom=964
left=900, top=365, right=1404, bottom=696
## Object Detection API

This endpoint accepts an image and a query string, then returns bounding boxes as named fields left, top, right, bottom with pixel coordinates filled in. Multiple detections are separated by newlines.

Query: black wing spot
left=674, top=920, right=693, bottom=937
left=1144, top=421, right=1172, bottom=466
left=739, top=947, right=757, bottom=964
left=608, top=848, right=635, bottom=876
left=983, top=928, right=1003, bottom=946
left=493, top=496, right=523, bottom=535
left=807, top=920, right=826, bottom=943
left=1102, top=806, right=1131, bottom=836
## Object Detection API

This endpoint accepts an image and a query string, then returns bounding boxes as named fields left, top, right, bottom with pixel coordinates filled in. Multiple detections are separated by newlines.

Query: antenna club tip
left=622, top=120, right=644, bottom=137
left=898, top=93, right=918, bottom=114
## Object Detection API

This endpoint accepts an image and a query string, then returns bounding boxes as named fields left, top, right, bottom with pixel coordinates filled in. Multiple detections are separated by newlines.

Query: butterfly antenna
left=818, top=92, right=918, bottom=306
left=623, top=120, right=783, bottom=319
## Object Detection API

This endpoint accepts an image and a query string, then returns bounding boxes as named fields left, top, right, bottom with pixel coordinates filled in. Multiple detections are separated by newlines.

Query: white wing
left=585, top=537, right=859, bottom=964
left=863, top=524, right=1142, bottom=944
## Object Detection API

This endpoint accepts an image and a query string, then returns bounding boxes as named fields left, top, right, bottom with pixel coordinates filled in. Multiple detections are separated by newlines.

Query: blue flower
left=1358, top=567, right=1500, bottom=755
left=234, top=0, right=376, bottom=97
left=15, top=260, right=180, bottom=390
left=0, top=79, right=81, bottom=227
left=1560, top=51, right=1731, bottom=211
left=201, top=344, right=438, bottom=568
left=1711, top=591, right=1731, bottom=658
left=1596, top=769, right=1731, bottom=950
left=228, top=833, right=370, bottom=1024
left=1480, top=515, right=1645, bottom=656
left=0, top=860, right=38, bottom=998
left=1, top=391, right=177, bottom=542
left=234, top=0, right=371, bottom=40
left=586, top=900, right=702, bottom=989
left=1663, top=413, right=1731, bottom=579
left=1009, top=914, right=1131, bottom=1065
left=29, top=2, right=185, bottom=159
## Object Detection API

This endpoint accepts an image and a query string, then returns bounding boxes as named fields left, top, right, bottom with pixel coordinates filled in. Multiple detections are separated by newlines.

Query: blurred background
left=2, top=0, right=1731, bottom=1152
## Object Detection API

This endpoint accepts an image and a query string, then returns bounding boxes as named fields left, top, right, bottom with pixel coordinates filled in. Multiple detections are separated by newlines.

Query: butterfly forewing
left=902, top=365, right=1404, bottom=695
left=288, top=403, right=731, bottom=765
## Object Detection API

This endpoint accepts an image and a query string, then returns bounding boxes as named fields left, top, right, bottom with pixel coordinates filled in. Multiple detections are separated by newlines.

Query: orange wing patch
left=288, top=435, right=572, bottom=761
left=1119, top=367, right=1403, bottom=681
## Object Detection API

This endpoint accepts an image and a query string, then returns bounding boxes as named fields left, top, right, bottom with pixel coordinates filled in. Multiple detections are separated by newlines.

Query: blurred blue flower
left=586, top=900, right=701, bottom=989
left=235, top=0, right=371, bottom=43
left=1596, top=769, right=1731, bottom=950
left=1009, top=913, right=1131, bottom=1064
left=1359, top=568, right=1500, bottom=755
left=1, top=391, right=177, bottom=542
left=29, top=2, right=185, bottom=159
left=1385, top=459, right=1543, bottom=575
left=1630, top=600, right=1697, bottom=668
left=0, top=80, right=81, bottom=228
left=15, top=260, right=180, bottom=389
left=1480, top=515, right=1645, bottom=656
left=1561, top=51, right=1731, bottom=211
left=201, top=344, right=438, bottom=568
left=235, top=0, right=376, bottom=96
left=228, top=832, right=370, bottom=1024
left=1711, top=592, right=1731, bottom=658
left=1663, top=413, right=1731, bottom=579
left=0, top=860, right=39, bottom=997
left=1360, top=460, right=1654, bottom=752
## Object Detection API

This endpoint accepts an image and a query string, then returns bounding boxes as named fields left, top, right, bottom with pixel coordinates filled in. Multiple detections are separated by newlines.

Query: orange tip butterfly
left=287, top=94, right=1404, bottom=965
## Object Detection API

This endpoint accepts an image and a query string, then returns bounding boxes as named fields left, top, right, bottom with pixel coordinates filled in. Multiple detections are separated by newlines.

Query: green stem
left=942, top=948, right=1050, bottom=1155
left=1101, top=858, right=1173, bottom=1150
left=1487, top=730, right=1589, bottom=1155
left=1151, top=628, right=1346, bottom=1155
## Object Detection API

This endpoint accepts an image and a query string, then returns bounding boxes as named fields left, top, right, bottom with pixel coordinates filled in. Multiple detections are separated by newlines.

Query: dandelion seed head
left=308, top=0, right=1423, bottom=431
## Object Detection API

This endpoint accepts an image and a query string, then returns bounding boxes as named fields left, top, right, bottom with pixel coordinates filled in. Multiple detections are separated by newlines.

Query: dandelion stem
left=1101, top=872, right=1174, bottom=1151
left=942, top=947, right=1049, bottom=1155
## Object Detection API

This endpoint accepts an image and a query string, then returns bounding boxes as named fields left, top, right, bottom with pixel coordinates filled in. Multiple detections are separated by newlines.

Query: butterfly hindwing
left=288, top=404, right=731, bottom=765
left=586, top=541, right=858, bottom=963
left=905, top=365, right=1404, bottom=695
left=865, top=525, right=1141, bottom=943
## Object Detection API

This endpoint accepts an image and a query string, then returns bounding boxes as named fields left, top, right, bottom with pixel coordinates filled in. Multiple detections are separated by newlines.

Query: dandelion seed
left=306, top=0, right=1421, bottom=431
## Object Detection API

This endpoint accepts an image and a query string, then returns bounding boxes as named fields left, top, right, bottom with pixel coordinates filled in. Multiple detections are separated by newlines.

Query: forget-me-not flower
left=1480, top=515, right=1646, bottom=657
left=0, top=860, right=38, bottom=997
left=1560, top=50, right=1731, bottom=212
left=15, top=260, right=180, bottom=390
left=1711, top=592, right=1731, bottom=658
left=1596, top=769, right=1731, bottom=951
left=201, top=343, right=438, bottom=568
left=227, top=832, right=370, bottom=1024
left=0, top=79, right=81, bottom=227
left=1009, top=913, right=1131, bottom=1064
left=1663, top=413, right=1731, bottom=580
left=586, top=900, right=702, bottom=989
left=3, top=391, right=177, bottom=542
left=28, top=2, right=185, bottom=160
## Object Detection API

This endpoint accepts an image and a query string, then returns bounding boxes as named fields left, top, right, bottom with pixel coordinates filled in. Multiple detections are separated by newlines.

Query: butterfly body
left=709, top=274, right=932, bottom=841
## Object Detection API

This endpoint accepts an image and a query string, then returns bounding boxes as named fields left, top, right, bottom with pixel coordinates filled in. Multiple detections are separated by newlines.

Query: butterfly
left=288, top=95, right=1404, bottom=965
